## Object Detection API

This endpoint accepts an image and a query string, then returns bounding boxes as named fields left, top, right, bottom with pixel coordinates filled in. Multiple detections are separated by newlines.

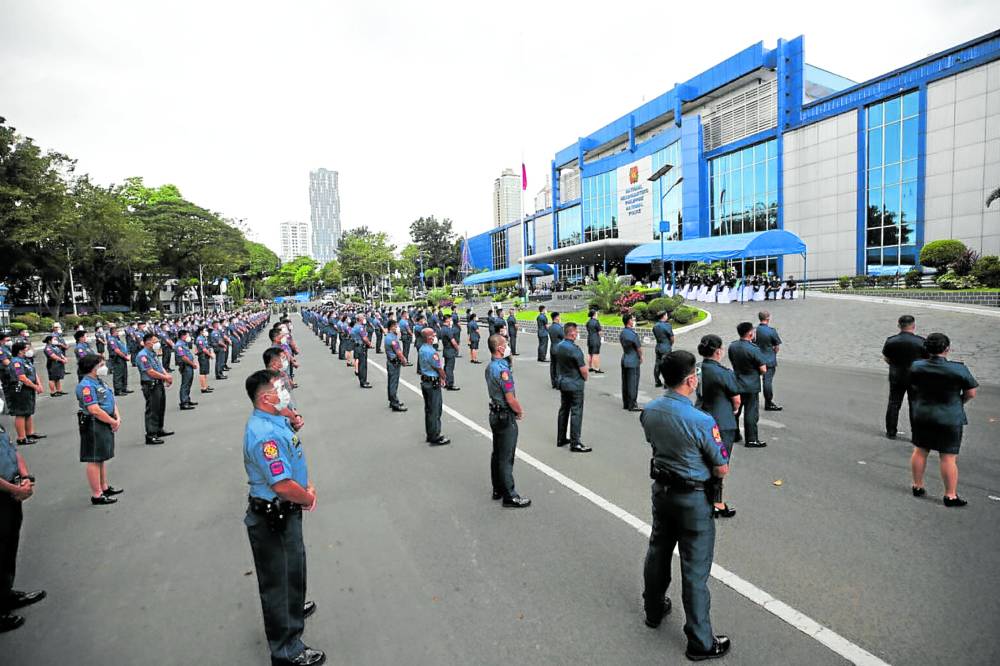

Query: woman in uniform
left=42, top=335, right=68, bottom=397
left=467, top=312, right=481, bottom=364
left=8, top=342, right=45, bottom=446
left=696, top=334, right=741, bottom=518
left=76, top=354, right=123, bottom=505
left=908, top=332, right=978, bottom=507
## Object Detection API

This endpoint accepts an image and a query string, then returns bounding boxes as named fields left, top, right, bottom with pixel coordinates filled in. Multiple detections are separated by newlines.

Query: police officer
left=553, top=323, right=591, bottom=453
left=585, top=309, right=602, bottom=373
left=160, top=320, right=176, bottom=372
left=535, top=305, right=549, bottom=362
left=620, top=313, right=643, bottom=412
left=0, top=401, right=45, bottom=633
left=651, top=311, right=674, bottom=388
left=351, top=315, right=373, bottom=389
left=42, top=334, right=68, bottom=396
left=210, top=321, right=228, bottom=380
left=8, top=342, right=45, bottom=446
left=195, top=325, right=215, bottom=395
left=73, top=329, right=94, bottom=379
left=0, top=331, right=14, bottom=413
left=399, top=311, right=413, bottom=362
left=174, top=329, right=199, bottom=410
left=440, top=313, right=460, bottom=390
left=881, top=314, right=926, bottom=439
left=547, top=312, right=564, bottom=389
left=696, top=335, right=741, bottom=518
left=418, top=328, right=449, bottom=446
left=640, top=350, right=731, bottom=661
left=727, top=322, right=767, bottom=448
left=242, top=370, right=324, bottom=666
left=106, top=324, right=132, bottom=396
left=76, top=354, right=123, bottom=505
left=372, top=311, right=384, bottom=354
left=755, top=310, right=783, bottom=411
left=383, top=320, right=408, bottom=412
left=485, top=333, right=530, bottom=508
left=506, top=309, right=518, bottom=355
left=136, top=333, right=173, bottom=445
left=466, top=313, right=481, bottom=365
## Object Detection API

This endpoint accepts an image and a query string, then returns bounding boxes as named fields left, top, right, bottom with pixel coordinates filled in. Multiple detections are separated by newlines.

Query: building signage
left=617, top=155, right=652, bottom=223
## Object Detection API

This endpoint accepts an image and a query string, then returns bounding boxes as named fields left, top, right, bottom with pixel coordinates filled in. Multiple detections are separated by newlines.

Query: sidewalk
left=811, top=290, right=1000, bottom=318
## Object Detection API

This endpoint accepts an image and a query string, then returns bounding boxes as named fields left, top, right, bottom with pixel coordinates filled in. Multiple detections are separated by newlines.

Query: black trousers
left=736, top=392, right=760, bottom=442
left=762, top=366, right=777, bottom=406
left=653, top=351, right=667, bottom=386
left=111, top=356, right=128, bottom=392
left=0, top=494, right=23, bottom=613
left=356, top=348, right=368, bottom=386
left=329, top=331, right=337, bottom=354
left=509, top=334, right=517, bottom=355
left=387, top=361, right=401, bottom=405
left=161, top=346, right=172, bottom=371
left=375, top=331, right=383, bottom=353
left=557, top=389, right=584, bottom=445
left=549, top=351, right=558, bottom=388
left=885, top=381, right=911, bottom=436
left=246, top=510, right=306, bottom=661
left=338, top=336, right=347, bottom=360
left=537, top=336, right=548, bottom=362
left=141, top=381, right=166, bottom=437
left=214, top=349, right=226, bottom=378
left=179, top=365, right=193, bottom=405
left=490, top=410, right=518, bottom=499
left=622, top=365, right=640, bottom=409
left=420, top=380, right=442, bottom=440
left=444, top=354, right=457, bottom=387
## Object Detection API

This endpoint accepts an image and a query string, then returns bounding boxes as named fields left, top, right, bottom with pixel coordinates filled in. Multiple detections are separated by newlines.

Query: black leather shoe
left=492, top=491, right=503, bottom=500
left=570, top=443, right=593, bottom=453
left=0, top=614, right=25, bottom=633
left=91, top=495, right=118, bottom=505
left=215, top=375, right=228, bottom=380
left=628, top=406, right=643, bottom=412
left=158, top=431, right=175, bottom=437
left=429, top=436, right=451, bottom=446
left=557, top=440, right=568, bottom=448
left=686, top=635, right=731, bottom=661
left=912, top=486, right=926, bottom=497
left=179, top=404, right=196, bottom=410
left=502, top=496, right=531, bottom=508
left=303, top=600, right=317, bottom=619
left=885, top=432, right=897, bottom=440
left=764, top=403, right=783, bottom=411
left=359, top=383, right=373, bottom=389
left=744, top=440, right=767, bottom=448
left=644, top=597, right=672, bottom=628
left=145, top=437, right=164, bottom=445
left=123, top=389, right=135, bottom=394
left=391, top=405, right=408, bottom=412
left=201, top=388, right=214, bottom=393
left=445, top=386, right=461, bottom=391
left=27, top=433, right=46, bottom=440
left=186, top=400, right=198, bottom=406
left=102, top=486, right=124, bottom=497
left=943, top=495, right=968, bottom=507
left=114, top=391, right=125, bottom=396
left=712, top=504, right=736, bottom=518
left=271, top=647, right=326, bottom=666
left=10, top=590, right=46, bottom=609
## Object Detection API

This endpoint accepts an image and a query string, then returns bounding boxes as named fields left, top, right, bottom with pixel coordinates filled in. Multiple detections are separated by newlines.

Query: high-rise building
left=493, top=168, right=522, bottom=228
left=279, top=221, right=311, bottom=263
left=310, top=168, right=341, bottom=264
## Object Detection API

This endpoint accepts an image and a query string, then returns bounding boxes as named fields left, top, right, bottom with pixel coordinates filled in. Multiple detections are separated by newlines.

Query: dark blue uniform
left=136, top=347, right=166, bottom=441
left=418, top=345, right=444, bottom=441
left=641, top=392, right=728, bottom=653
left=536, top=313, right=549, bottom=361
left=585, top=317, right=602, bottom=356
left=696, top=359, right=741, bottom=453
left=554, top=338, right=586, bottom=447
left=881, top=331, right=927, bottom=437
left=106, top=333, right=130, bottom=394
left=908, top=357, right=978, bottom=454
left=652, top=321, right=674, bottom=387
left=399, top=318, right=413, bottom=361
left=620, top=327, right=642, bottom=410
left=506, top=314, right=518, bottom=355
left=547, top=322, right=564, bottom=388
left=440, top=324, right=459, bottom=388
left=0, top=424, right=27, bottom=616
left=486, top=358, right=519, bottom=500
left=727, top=339, right=766, bottom=444
left=754, top=323, right=782, bottom=408
left=384, top=331, right=405, bottom=409
left=174, top=340, right=195, bottom=406
left=351, top=322, right=370, bottom=387
left=76, top=375, right=116, bottom=463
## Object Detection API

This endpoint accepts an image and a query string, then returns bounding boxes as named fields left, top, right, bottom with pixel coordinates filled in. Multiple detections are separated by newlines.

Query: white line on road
left=369, top=358, right=889, bottom=666
left=759, top=418, right=786, bottom=429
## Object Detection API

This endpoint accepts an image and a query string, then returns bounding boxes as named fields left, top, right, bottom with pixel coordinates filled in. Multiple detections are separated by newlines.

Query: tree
left=409, top=216, right=456, bottom=271
left=228, top=276, right=246, bottom=305
left=919, top=239, right=966, bottom=270
left=264, top=257, right=317, bottom=296
left=397, top=243, right=421, bottom=286
left=585, top=271, right=629, bottom=313
left=987, top=187, right=1000, bottom=209
left=119, top=176, right=183, bottom=208
left=338, top=230, right=395, bottom=296
left=241, top=240, right=280, bottom=298
left=423, top=267, right=442, bottom=288
left=318, top=260, right=341, bottom=290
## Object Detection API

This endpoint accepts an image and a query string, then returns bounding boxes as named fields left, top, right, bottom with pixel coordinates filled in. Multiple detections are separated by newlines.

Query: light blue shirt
left=243, top=408, right=308, bottom=501
left=418, top=344, right=442, bottom=378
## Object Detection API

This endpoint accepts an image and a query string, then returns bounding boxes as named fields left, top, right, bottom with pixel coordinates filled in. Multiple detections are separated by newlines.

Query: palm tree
left=585, top=271, right=628, bottom=313
left=987, top=187, right=1000, bottom=208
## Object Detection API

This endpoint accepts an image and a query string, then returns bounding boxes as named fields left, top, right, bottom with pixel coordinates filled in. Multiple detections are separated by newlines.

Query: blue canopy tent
left=462, top=264, right=553, bottom=287
left=624, top=229, right=808, bottom=300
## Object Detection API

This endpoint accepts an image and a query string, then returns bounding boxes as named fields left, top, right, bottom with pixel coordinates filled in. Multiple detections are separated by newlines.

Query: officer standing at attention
left=372, top=311, right=384, bottom=354
left=640, top=350, right=731, bottom=661
left=399, top=311, right=413, bottom=362
left=881, top=314, right=926, bottom=440
left=76, top=354, right=124, bottom=505
left=418, top=328, right=450, bottom=446
left=553, top=323, right=592, bottom=453
left=754, top=311, right=783, bottom=411
left=0, top=402, right=45, bottom=633
left=620, top=313, right=643, bottom=412
left=651, top=311, right=675, bottom=388
left=727, top=322, right=767, bottom=448
left=466, top=313, right=481, bottom=365
left=174, top=329, right=199, bottom=410
left=536, top=305, right=549, bottom=362
left=506, top=309, right=519, bottom=355
left=242, top=370, right=324, bottom=666
left=210, top=321, right=228, bottom=381
left=547, top=312, right=564, bottom=389
left=351, top=315, right=373, bottom=389
left=106, top=324, right=132, bottom=396
left=585, top=310, right=603, bottom=373
left=485, top=333, right=530, bottom=508
left=73, top=330, right=94, bottom=380
left=383, top=320, right=408, bottom=412
left=696, top=334, right=741, bottom=518
left=136, top=333, right=173, bottom=446
left=440, top=313, right=461, bottom=391
left=195, top=325, right=215, bottom=396
left=42, top=335, right=68, bottom=397
left=452, top=309, right=463, bottom=357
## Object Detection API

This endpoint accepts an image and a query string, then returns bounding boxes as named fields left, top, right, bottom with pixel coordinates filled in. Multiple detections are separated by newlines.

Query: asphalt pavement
left=3, top=301, right=999, bottom=666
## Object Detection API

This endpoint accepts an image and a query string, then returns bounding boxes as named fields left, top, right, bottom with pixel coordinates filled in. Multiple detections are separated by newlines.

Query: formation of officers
left=674, top=269, right=796, bottom=299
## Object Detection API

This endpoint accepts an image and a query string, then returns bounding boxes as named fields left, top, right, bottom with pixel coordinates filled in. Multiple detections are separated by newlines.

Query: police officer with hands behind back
left=485, top=334, right=530, bottom=508
left=754, top=311, right=783, bottom=411
left=418, top=328, right=450, bottom=446
left=641, top=350, right=731, bottom=661
left=881, top=314, right=926, bottom=440
left=547, top=312, right=564, bottom=389
left=620, top=313, right=643, bottom=412
left=242, top=370, right=324, bottom=666
left=136, top=332, right=173, bottom=445
left=651, top=311, right=675, bottom=389
left=383, top=320, right=408, bottom=412
left=696, top=335, right=740, bottom=519
left=553, top=323, right=591, bottom=453
left=727, top=322, right=767, bottom=448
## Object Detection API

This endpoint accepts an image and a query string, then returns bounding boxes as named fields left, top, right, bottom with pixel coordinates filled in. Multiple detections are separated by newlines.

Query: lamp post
left=648, top=165, right=684, bottom=293
left=66, top=247, right=79, bottom=316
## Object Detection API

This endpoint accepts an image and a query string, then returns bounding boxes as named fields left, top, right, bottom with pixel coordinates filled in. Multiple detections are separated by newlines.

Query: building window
left=709, top=139, right=778, bottom=236
left=652, top=142, right=683, bottom=241
left=556, top=262, right=585, bottom=286
left=724, top=256, right=777, bottom=277
left=557, top=205, right=583, bottom=248
left=582, top=170, right=618, bottom=243
left=491, top=229, right=508, bottom=270
left=865, top=91, right=919, bottom=272
left=524, top=219, right=536, bottom=256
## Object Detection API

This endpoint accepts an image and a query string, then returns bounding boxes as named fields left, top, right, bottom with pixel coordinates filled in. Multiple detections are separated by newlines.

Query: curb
left=810, top=290, right=1000, bottom=318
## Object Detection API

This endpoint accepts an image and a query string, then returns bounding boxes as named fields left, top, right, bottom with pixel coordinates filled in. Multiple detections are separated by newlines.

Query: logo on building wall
left=629, top=166, right=639, bottom=184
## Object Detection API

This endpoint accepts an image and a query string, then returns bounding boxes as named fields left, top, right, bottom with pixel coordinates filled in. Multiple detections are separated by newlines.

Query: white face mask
left=430, top=337, right=438, bottom=346
left=152, top=342, right=162, bottom=352
left=273, top=384, right=291, bottom=411
left=96, top=365, right=109, bottom=377
left=0, top=396, right=5, bottom=413
left=281, top=359, right=289, bottom=371
left=25, top=348, right=35, bottom=358
left=502, top=345, right=511, bottom=358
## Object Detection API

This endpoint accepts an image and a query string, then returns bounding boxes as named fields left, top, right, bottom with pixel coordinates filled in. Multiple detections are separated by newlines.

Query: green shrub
left=972, top=255, right=1000, bottom=287
left=837, top=276, right=852, bottom=290
left=951, top=248, right=980, bottom=276
left=13, top=313, right=41, bottom=330
left=904, top=270, right=923, bottom=288
left=62, top=314, right=81, bottom=328
left=875, top=275, right=898, bottom=288
left=850, top=275, right=868, bottom=289
left=935, top=271, right=980, bottom=290
left=647, top=296, right=683, bottom=317
left=672, top=305, right=697, bottom=325
left=919, top=239, right=966, bottom=270
left=39, top=316, right=55, bottom=331
left=78, top=315, right=96, bottom=328
left=10, top=322, right=27, bottom=332
left=632, top=302, right=649, bottom=320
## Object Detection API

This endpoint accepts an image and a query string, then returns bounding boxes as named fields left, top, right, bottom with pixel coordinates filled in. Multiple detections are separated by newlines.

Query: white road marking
left=759, top=418, right=786, bottom=429
left=368, top=358, right=889, bottom=666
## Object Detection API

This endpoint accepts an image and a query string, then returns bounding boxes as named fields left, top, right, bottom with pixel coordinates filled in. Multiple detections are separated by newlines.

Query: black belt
left=489, top=402, right=512, bottom=413
left=652, top=479, right=704, bottom=493
left=248, top=497, right=302, bottom=514
left=141, top=379, right=163, bottom=386
left=420, top=375, right=439, bottom=383
left=387, top=358, right=401, bottom=365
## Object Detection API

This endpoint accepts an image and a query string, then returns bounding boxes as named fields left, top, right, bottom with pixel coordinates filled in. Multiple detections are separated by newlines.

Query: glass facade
left=582, top=170, right=618, bottom=242
left=865, top=91, right=919, bottom=272
left=652, top=142, right=683, bottom=241
left=556, top=262, right=586, bottom=286
left=709, top=139, right=778, bottom=236
left=523, top=219, right=535, bottom=256
left=491, top=229, right=508, bottom=270
left=557, top=205, right=582, bottom=248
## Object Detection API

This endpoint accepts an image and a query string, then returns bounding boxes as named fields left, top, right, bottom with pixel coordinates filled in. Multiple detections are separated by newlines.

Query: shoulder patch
left=262, top=441, right=279, bottom=460
left=501, top=370, right=509, bottom=381
left=712, top=425, right=722, bottom=444
left=269, top=461, right=285, bottom=476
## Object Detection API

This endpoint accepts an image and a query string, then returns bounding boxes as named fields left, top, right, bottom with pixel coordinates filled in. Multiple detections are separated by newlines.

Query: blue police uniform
left=373, top=314, right=384, bottom=353
left=554, top=338, right=587, bottom=448
left=399, top=318, right=413, bottom=361
left=620, top=327, right=642, bottom=410
left=195, top=333, right=212, bottom=377
left=174, top=340, right=195, bottom=406
left=76, top=375, right=116, bottom=463
left=640, top=391, right=728, bottom=653
left=506, top=313, right=518, bottom=355
left=8, top=357, right=38, bottom=418
left=908, top=356, right=978, bottom=454
left=0, top=344, right=13, bottom=412
left=106, top=332, right=130, bottom=394
left=440, top=323, right=459, bottom=388
left=696, top=359, right=741, bottom=453
left=727, top=338, right=767, bottom=444
left=418, top=344, right=444, bottom=442
left=881, top=330, right=927, bottom=438
left=74, top=341, right=93, bottom=378
left=754, top=323, right=782, bottom=408
left=136, top=347, right=167, bottom=441
left=351, top=322, right=370, bottom=387
left=585, top=316, right=602, bottom=356
left=44, top=343, right=66, bottom=382
left=486, top=357, right=519, bottom=499
left=209, top=328, right=226, bottom=379
left=243, top=408, right=310, bottom=662
left=536, top=312, right=549, bottom=361
left=652, top=321, right=674, bottom=387
left=547, top=322, right=564, bottom=388
left=466, top=319, right=480, bottom=351
left=0, top=423, right=28, bottom=615
left=384, top=331, right=406, bottom=409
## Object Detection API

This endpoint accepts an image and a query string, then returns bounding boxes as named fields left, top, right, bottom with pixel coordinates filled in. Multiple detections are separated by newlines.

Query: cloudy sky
left=2, top=1, right=996, bottom=255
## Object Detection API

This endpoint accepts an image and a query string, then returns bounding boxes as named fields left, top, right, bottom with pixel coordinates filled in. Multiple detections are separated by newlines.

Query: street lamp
left=648, top=166, right=684, bottom=293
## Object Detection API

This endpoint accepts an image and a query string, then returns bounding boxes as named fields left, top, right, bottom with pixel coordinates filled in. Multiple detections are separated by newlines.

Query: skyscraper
left=493, top=167, right=522, bottom=228
left=279, top=221, right=311, bottom=263
left=310, top=168, right=341, bottom=264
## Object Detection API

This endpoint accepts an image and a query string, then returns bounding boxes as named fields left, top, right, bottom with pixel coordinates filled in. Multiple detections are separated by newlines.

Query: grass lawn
left=514, top=307, right=707, bottom=330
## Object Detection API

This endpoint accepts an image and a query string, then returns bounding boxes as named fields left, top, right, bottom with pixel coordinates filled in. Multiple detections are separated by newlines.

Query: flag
left=521, top=163, right=527, bottom=191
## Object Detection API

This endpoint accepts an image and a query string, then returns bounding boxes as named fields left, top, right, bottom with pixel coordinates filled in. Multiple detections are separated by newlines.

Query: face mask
left=430, top=337, right=438, bottom=346
left=281, top=359, right=289, bottom=371
left=274, top=386, right=291, bottom=412
left=96, top=365, right=109, bottom=377
left=25, top=348, right=35, bottom=358
left=502, top=345, right=511, bottom=358
left=153, top=342, right=162, bottom=352
left=0, top=396, right=4, bottom=413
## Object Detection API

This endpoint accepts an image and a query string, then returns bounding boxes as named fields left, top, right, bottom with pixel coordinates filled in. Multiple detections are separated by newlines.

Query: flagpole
left=520, top=158, right=527, bottom=306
